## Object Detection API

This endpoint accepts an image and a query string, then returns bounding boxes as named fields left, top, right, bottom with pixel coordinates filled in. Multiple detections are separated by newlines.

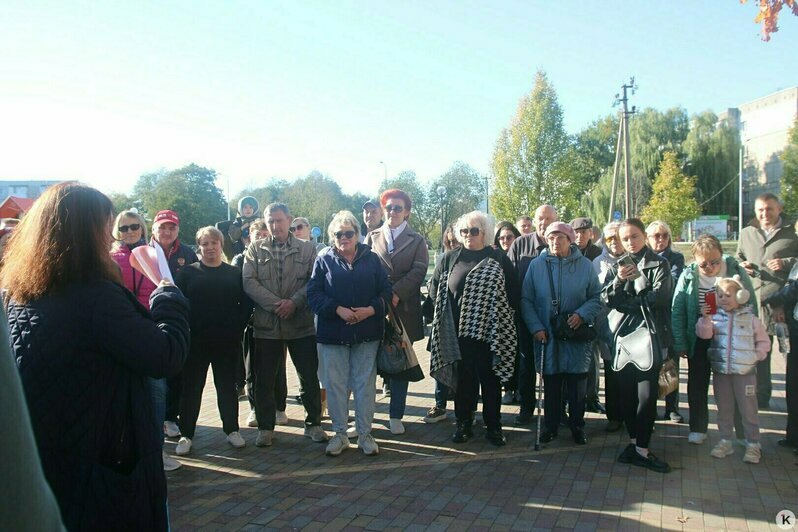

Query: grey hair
left=645, top=220, right=672, bottom=240
left=112, top=210, right=148, bottom=242
left=327, top=210, right=360, bottom=245
left=454, top=211, right=494, bottom=245
left=264, top=202, right=290, bottom=217
left=601, top=221, right=621, bottom=249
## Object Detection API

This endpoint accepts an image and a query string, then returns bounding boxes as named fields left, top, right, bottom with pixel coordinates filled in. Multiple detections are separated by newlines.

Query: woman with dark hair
left=365, top=188, right=428, bottom=435
left=429, top=211, right=519, bottom=446
left=3, top=183, right=190, bottom=530
left=602, top=218, right=673, bottom=473
left=494, top=221, right=521, bottom=253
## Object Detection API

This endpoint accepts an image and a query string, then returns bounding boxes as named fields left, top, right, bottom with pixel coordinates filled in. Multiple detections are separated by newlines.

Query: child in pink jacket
left=696, top=276, right=770, bottom=464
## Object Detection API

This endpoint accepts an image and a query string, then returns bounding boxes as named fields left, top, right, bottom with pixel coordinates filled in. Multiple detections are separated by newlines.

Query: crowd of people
left=2, top=182, right=797, bottom=529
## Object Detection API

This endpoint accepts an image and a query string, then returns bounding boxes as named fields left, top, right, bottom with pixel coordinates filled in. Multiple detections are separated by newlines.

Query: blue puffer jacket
left=308, top=243, right=392, bottom=345
left=7, top=281, right=190, bottom=532
left=522, top=246, right=602, bottom=375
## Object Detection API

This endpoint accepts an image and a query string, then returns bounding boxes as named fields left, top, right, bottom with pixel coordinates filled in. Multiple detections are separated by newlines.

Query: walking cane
left=534, top=340, right=545, bottom=451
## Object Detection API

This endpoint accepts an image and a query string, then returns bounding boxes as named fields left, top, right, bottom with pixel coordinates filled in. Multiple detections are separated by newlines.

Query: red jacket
left=110, top=243, right=158, bottom=309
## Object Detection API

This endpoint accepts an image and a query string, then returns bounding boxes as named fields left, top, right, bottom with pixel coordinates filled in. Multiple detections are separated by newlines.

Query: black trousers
left=455, top=337, right=501, bottom=431
left=243, top=326, right=287, bottom=411
left=544, top=373, right=587, bottom=432
left=785, top=330, right=798, bottom=444
left=618, top=363, right=658, bottom=449
left=252, top=336, right=321, bottom=430
left=517, top=348, right=538, bottom=416
left=165, top=373, right=182, bottom=422
left=688, top=339, right=744, bottom=437
left=756, top=337, right=773, bottom=405
left=179, top=335, right=240, bottom=439
left=585, top=341, right=601, bottom=403
left=604, top=363, right=622, bottom=422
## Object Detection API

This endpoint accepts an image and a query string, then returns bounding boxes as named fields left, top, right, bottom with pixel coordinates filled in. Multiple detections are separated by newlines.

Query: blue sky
left=1, top=1, right=796, bottom=199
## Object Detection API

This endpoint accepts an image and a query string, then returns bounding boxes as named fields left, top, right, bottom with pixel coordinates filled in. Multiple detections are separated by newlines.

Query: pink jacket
left=110, top=244, right=158, bottom=309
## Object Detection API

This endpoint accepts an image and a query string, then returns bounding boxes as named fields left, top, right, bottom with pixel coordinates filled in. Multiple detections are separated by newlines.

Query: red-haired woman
left=365, top=188, right=429, bottom=435
left=3, top=183, right=190, bottom=530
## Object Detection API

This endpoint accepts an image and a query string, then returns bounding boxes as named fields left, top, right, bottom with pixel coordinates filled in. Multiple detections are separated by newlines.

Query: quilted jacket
left=7, top=281, right=190, bottom=531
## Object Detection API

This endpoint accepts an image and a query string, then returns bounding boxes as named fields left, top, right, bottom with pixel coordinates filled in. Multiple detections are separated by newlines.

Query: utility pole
left=608, top=115, right=624, bottom=224
left=611, top=78, right=637, bottom=219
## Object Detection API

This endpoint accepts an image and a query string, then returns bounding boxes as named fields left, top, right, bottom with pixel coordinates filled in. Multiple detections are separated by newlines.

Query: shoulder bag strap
left=545, top=261, right=560, bottom=317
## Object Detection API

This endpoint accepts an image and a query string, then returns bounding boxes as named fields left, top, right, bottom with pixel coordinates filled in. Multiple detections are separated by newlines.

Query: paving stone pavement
left=167, top=339, right=797, bottom=531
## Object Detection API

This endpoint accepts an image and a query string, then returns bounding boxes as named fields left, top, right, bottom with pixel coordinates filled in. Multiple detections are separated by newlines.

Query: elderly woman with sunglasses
left=672, top=234, right=756, bottom=445
left=110, top=210, right=158, bottom=309
left=428, top=211, right=519, bottom=446
left=308, top=211, right=392, bottom=457
left=646, top=221, right=685, bottom=285
left=365, top=189, right=428, bottom=435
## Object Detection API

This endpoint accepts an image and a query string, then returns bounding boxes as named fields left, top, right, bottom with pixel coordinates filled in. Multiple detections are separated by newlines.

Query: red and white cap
left=152, top=210, right=179, bottom=228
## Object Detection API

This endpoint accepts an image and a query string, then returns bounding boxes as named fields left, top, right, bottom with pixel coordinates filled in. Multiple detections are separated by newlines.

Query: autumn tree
left=640, top=151, right=701, bottom=235
left=132, top=164, right=227, bottom=244
left=741, top=0, right=798, bottom=40
left=683, top=111, right=741, bottom=215
left=781, top=116, right=798, bottom=216
left=490, top=70, right=582, bottom=222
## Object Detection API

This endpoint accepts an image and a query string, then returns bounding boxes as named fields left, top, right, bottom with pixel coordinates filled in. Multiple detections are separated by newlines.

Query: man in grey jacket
left=243, top=202, right=328, bottom=447
left=736, top=192, right=798, bottom=408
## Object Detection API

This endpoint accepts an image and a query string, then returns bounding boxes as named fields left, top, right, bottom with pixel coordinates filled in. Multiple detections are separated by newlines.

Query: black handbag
left=546, top=262, right=597, bottom=342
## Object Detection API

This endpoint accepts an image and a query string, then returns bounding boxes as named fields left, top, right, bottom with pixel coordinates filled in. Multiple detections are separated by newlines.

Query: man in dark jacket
left=737, top=192, right=798, bottom=408
left=150, top=209, right=199, bottom=446
left=360, top=199, right=383, bottom=243
left=571, top=217, right=602, bottom=262
left=509, top=204, right=557, bottom=425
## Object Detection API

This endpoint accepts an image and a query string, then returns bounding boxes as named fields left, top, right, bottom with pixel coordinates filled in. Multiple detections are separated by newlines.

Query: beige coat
left=366, top=225, right=429, bottom=342
left=242, top=236, right=317, bottom=339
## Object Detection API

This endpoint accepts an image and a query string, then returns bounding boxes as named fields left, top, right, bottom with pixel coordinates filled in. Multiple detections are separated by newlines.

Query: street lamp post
left=437, top=185, right=446, bottom=251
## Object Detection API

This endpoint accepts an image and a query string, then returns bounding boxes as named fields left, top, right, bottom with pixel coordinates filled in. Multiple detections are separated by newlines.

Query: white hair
left=327, top=210, right=360, bottom=245
left=454, top=211, right=494, bottom=245
left=645, top=220, right=672, bottom=239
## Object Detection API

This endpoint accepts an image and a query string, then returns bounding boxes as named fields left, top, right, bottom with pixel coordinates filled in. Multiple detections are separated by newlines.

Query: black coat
left=7, top=281, right=190, bottom=531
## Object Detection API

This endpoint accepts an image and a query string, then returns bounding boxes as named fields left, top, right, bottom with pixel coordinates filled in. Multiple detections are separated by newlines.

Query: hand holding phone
left=617, top=254, right=641, bottom=280
left=705, top=290, right=717, bottom=315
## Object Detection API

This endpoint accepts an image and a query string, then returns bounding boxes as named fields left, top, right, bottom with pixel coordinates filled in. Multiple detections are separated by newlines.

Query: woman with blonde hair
left=110, top=210, right=158, bottom=309
left=3, top=183, right=190, bottom=530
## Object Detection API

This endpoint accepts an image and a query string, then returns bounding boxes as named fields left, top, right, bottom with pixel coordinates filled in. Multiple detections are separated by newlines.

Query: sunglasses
left=289, top=223, right=307, bottom=232
left=650, top=233, right=669, bottom=239
left=459, top=227, right=481, bottom=237
left=697, top=258, right=722, bottom=269
left=498, top=235, right=515, bottom=241
left=334, top=230, right=356, bottom=240
left=118, top=224, right=141, bottom=233
left=385, top=205, right=404, bottom=213
left=604, top=235, right=619, bottom=243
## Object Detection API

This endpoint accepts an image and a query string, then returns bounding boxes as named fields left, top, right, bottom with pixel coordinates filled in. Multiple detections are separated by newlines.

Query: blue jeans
left=389, top=377, right=409, bottom=419
left=434, top=379, right=449, bottom=409
left=149, top=377, right=167, bottom=444
left=318, top=341, right=379, bottom=436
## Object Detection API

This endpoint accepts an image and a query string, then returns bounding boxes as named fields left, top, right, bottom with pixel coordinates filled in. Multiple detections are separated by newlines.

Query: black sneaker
left=486, top=429, right=507, bottom=446
left=631, top=451, right=671, bottom=473
left=539, top=429, right=557, bottom=443
left=572, top=429, right=587, bottom=445
left=452, top=422, right=473, bottom=443
left=617, top=443, right=636, bottom=463
left=777, top=438, right=798, bottom=448
left=514, top=411, right=533, bottom=425
left=585, top=400, right=606, bottom=414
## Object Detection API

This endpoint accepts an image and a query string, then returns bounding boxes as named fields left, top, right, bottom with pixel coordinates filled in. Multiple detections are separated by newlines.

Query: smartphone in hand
left=617, top=254, right=641, bottom=280
left=705, top=290, right=718, bottom=314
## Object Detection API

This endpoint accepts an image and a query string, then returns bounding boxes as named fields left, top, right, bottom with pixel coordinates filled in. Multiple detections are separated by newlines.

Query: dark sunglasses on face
left=459, top=227, right=481, bottom=237
left=334, top=230, right=356, bottom=240
left=118, top=224, right=141, bottom=233
left=650, top=233, right=669, bottom=239
left=385, top=205, right=404, bottom=213
left=698, top=258, right=722, bottom=269
left=289, top=223, right=307, bottom=232
left=498, top=235, right=515, bottom=241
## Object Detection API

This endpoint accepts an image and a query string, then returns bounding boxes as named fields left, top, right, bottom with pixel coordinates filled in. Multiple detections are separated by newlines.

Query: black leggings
left=618, top=363, right=658, bottom=449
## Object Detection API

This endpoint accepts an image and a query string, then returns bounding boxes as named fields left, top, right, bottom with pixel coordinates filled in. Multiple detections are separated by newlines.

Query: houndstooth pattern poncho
left=429, top=256, right=517, bottom=390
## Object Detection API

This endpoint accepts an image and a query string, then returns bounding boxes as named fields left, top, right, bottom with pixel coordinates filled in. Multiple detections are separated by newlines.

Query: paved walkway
left=167, top=340, right=797, bottom=531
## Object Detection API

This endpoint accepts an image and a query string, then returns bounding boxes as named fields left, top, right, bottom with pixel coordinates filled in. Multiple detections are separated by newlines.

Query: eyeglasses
left=118, top=224, right=141, bottom=233
left=289, top=223, right=307, bottom=232
left=698, top=258, right=722, bottom=269
left=459, top=227, right=481, bottom=237
left=498, top=235, right=515, bottom=241
left=385, top=205, right=404, bottom=213
left=334, top=230, right=356, bottom=240
left=650, top=233, right=669, bottom=240
left=604, top=235, right=619, bottom=243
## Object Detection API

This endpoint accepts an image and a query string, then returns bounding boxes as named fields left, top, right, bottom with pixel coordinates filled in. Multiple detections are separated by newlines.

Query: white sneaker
left=255, top=430, right=273, bottom=447
left=275, top=410, right=289, bottom=425
left=389, top=418, right=405, bottom=435
left=687, top=432, right=707, bottom=445
left=742, top=442, right=761, bottom=464
left=164, top=421, right=181, bottom=438
left=710, top=439, right=734, bottom=458
left=304, top=425, right=330, bottom=442
left=246, top=410, right=257, bottom=427
left=346, top=425, right=358, bottom=439
left=321, top=399, right=328, bottom=419
left=358, top=433, right=379, bottom=456
left=175, top=437, right=192, bottom=456
left=226, top=431, right=246, bottom=448
left=325, top=433, right=351, bottom=456
left=162, top=450, right=181, bottom=471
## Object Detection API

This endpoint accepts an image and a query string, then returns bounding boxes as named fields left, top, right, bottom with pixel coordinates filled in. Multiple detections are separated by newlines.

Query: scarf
left=383, top=221, right=407, bottom=254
